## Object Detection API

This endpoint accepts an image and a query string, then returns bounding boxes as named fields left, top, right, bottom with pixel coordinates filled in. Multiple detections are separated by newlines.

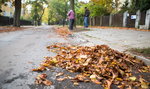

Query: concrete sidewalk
left=74, top=28, right=150, bottom=65
left=75, top=28, right=150, bottom=51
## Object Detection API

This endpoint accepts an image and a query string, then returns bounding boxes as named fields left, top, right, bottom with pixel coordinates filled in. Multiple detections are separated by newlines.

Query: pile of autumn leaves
left=55, top=27, right=72, bottom=37
left=32, top=44, right=150, bottom=89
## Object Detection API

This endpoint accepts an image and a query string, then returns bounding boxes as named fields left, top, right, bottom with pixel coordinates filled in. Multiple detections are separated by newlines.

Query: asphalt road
left=0, top=26, right=100, bottom=89
left=0, top=26, right=149, bottom=89
left=0, top=26, right=66, bottom=89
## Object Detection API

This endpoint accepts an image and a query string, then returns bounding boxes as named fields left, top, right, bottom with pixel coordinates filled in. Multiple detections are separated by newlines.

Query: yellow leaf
left=116, top=78, right=123, bottom=81
left=90, top=74, right=96, bottom=79
left=41, top=63, right=50, bottom=67
left=141, top=82, right=149, bottom=89
left=73, top=82, right=79, bottom=86
left=129, top=76, right=136, bottom=81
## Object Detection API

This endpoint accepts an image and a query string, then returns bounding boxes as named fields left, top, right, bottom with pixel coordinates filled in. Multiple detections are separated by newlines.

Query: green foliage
left=120, top=0, right=150, bottom=13
left=47, top=0, right=69, bottom=24
left=27, top=0, right=48, bottom=25
left=135, top=0, right=150, bottom=11
left=119, top=0, right=129, bottom=13
left=76, top=1, right=109, bottom=17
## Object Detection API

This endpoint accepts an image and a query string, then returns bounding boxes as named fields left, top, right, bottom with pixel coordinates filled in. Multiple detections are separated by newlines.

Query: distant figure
left=67, top=10, right=75, bottom=30
left=62, top=19, right=66, bottom=27
left=84, top=7, right=90, bottom=28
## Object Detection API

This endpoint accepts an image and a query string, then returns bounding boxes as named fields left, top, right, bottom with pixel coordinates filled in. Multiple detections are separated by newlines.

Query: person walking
left=67, top=10, right=75, bottom=30
left=84, top=7, right=90, bottom=28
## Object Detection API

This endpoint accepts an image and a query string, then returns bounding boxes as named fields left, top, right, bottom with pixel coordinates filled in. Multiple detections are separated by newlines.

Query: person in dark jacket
left=84, top=7, right=90, bottom=28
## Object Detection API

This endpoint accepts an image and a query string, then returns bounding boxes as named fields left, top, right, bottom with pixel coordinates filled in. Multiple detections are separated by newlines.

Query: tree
left=28, top=0, right=48, bottom=25
left=132, top=0, right=150, bottom=11
left=13, top=0, right=21, bottom=27
left=120, top=0, right=150, bottom=13
left=70, top=0, right=76, bottom=27
left=112, top=0, right=121, bottom=13
left=70, top=0, right=75, bottom=11
left=47, top=0, right=69, bottom=25
left=119, top=0, right=129, bottom=13
left=91, top=0, right=114, bottom=13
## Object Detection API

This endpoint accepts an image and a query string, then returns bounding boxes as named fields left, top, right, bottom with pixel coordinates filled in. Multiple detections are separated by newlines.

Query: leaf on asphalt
left=91, top=79, right=101, bottom=84
left=41, top=63, right=50, bottom=67
left=35, top=73, right=52, bottom=86
left=72, top=74, right=89, bottom=82
left=56, top=77, right=68, bottom=81
left=32, top=66, right=46, bottom=71
left=73, top=82, right=79, bottom=86
left=42, top=79, right=52, bottom=86
left=56, top=72, right=64, bottom=77
left=38, top=73, right=47, bottom=79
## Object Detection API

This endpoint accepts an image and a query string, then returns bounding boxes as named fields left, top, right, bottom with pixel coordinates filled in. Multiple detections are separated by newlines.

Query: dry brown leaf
left=56, top=72, right=64, bottom=77
left=91, top=79, right=101, bottom=84
left=73, top=82, right=79, bottom=86
left=83, top=58, right=91, bottom=66
left=105, top=80, right=112, bottom=89
left=56, top=77, right=67, bottom=81
left=32, top=66, right=46, bottom=72
left=33, top=44, right=150, bottom=88
left=37, top=73, right=47, bottom=79
left=42, top=79, right=52, bottom=86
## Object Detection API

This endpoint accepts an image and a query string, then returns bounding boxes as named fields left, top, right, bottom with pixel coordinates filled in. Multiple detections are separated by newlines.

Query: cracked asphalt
left=0, top=26, right=149, bottom=89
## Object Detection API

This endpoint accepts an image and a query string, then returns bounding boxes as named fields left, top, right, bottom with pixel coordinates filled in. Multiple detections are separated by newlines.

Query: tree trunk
left=38, top=8, right=45, bottom=26
left=13, top=0, right=21, bottom=27
left=70, top=0, right=74, bottom=11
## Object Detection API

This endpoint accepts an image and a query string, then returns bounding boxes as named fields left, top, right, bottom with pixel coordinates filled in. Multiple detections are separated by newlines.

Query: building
left=1, top=2, right=14, bottom=17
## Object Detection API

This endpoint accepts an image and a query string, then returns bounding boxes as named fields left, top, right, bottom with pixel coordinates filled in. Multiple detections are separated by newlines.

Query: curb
left=135, top=55, right=150, bottom=66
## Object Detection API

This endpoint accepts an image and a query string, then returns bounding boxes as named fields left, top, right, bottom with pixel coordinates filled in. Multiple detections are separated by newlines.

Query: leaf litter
left=32, top=43, right=150, bottom=88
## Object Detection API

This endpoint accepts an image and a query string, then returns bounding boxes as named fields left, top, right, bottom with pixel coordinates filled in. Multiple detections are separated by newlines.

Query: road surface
left=0, top=26, right=102, bottom=89
left=0, top=26, right=149, bottom=89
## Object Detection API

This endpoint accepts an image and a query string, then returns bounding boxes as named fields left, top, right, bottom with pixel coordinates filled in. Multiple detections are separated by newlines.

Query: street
left=0, top=26, right=149, bottom=89
left=0, top=26, right=69, bottom=89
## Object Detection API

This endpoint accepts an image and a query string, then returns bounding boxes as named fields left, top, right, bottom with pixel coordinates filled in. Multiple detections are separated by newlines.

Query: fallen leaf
left=129, top=76, right=136, bottom=81
left=56, top=72, right=64, bottom=77
left=42, top=79, right=52, bottom=86
left=73, top=82, right=79, bottom=86
left=32, top=66, right=46, bottom=71
left=91, top=79, right=101, bottom=84
left=33, top=44, right=150, bottom=88
left=90, top=74, right=97, bottom=79
left=139, top=77, right=149, bottom=89
left=56, top=77, right=67, bottom=81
